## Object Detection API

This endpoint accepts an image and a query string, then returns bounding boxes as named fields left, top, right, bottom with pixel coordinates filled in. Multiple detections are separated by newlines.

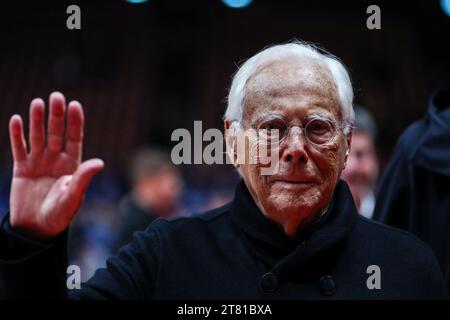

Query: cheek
left=236, top=131, right=261, bottom=166
left=242, top=135, right=276, bottom=178
left=248, top=137, right=260, bottom=164
left=241, top=159, right=271, bottom=200
left=311, top=142, right=346, bottom=184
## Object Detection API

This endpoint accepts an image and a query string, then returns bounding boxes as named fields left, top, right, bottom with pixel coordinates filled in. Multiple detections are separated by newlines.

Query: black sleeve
left=0, top=213, right=161, bottom=299
left=415, top=238, right=449, bottom=299
left=373, top=141, right=411, bottom=229
left=0, top=213, right=68, bottom=299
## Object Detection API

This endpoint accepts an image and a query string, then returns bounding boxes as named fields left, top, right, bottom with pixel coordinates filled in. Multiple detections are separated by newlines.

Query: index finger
left=9, top=115, right=28, bottom=162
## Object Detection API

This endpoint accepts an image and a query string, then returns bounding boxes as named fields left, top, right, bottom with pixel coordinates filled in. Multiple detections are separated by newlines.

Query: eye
left=307, top=119, right=330, bottom=134
left=258, top=119, right=285, bottom=131
left=306, top=119, right=334, bottom=144
left=257, top=119, right=286, bottom=141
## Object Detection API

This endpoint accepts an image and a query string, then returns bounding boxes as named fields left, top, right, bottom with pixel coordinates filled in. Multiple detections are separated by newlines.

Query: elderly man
left=0, top=42, right=447, bottom=299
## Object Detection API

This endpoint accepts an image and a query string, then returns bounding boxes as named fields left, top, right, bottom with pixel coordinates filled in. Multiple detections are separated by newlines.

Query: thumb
left=69, top=158, right=104, bottom=201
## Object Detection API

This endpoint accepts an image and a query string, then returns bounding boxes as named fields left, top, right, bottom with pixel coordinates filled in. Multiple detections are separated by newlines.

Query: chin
left=266, top=186, right=322, bottom=212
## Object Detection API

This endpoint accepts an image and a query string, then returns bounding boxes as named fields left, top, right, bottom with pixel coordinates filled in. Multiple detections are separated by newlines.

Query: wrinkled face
left=226, top=58, right=351, bottom=232
left=341, top=131, right=379, bottom=203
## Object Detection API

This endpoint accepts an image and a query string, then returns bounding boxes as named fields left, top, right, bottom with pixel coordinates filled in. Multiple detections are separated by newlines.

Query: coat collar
left=230, top=179, right=359, bottom=280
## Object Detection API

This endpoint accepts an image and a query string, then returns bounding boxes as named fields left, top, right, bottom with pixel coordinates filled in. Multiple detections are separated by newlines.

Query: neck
left=257, top=201, right=328, bottom=239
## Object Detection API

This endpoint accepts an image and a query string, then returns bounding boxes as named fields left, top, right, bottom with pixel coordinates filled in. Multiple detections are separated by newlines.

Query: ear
left=343, top=129, right=352, bottom=169
left=224, top=120, right=239, bottom=169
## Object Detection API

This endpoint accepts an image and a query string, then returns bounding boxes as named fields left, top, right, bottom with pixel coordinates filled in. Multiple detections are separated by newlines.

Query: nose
left=281, top=126, right=309, bottom=164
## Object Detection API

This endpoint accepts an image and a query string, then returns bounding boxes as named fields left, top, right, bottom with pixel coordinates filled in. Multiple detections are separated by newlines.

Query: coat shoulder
left=357, top=215, right=431, bottom=251
left=355, top=215, right=440, bottom=269
left=396, top=119, right=427, bottom=159
left=146, top=202, right=234, bottom=237
left=353, top=216, right=447, bottom=297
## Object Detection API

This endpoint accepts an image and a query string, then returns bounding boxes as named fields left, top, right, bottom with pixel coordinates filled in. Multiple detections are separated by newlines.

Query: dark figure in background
left=115, top=148, right=183, bottom=249
left=341, top=106, right=379, bottom=218
left=374, top=88, right=450, bottom=293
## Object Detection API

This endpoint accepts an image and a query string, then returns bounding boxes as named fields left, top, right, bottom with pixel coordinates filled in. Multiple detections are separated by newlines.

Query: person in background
left=340, top=106, right=379, bottom=218
left=374, top=88, right=450, bottom=294
left=115, top=147, right=184, bottom=249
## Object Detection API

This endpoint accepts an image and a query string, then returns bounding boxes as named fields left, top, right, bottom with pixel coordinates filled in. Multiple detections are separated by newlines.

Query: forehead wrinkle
left=243, top=58, right=341, bottom=122
left=246, top=57, right=337, bottom=96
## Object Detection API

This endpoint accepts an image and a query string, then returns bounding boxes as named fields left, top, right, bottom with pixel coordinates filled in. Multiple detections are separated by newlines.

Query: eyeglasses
left=239, top=115, right=351, bottom=146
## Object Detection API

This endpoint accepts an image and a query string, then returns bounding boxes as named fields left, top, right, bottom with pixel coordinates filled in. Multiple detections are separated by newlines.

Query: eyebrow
left=251, top=111, right=336, bottom=125
left=307, top=112, right=335, bottom=121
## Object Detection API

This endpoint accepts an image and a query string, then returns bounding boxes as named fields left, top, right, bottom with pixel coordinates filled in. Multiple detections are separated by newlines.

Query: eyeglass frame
left=231, top=114, right=354, bottom=147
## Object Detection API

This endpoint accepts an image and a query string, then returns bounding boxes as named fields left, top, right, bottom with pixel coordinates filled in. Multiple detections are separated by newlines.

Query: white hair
left=224, top=40, right=355, bottom=134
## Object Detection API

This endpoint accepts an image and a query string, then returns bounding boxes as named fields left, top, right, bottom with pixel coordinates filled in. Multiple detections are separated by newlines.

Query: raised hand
left=8, top=92, right=104, bottom=240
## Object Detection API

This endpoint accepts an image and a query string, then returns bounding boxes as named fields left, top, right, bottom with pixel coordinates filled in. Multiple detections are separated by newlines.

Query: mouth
left=272, top=179, right=316, bottom=188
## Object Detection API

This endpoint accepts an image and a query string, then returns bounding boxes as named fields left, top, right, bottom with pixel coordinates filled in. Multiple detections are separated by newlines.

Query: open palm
left=9, top=92, right=104, bottom=240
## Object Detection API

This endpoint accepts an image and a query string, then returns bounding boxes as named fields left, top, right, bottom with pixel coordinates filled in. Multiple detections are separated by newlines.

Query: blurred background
left=0, top=0, right=449, bottom=280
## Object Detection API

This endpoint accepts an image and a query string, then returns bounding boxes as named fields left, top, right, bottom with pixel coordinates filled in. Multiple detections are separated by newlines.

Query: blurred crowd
left=63, top=149, right=239, bottom=281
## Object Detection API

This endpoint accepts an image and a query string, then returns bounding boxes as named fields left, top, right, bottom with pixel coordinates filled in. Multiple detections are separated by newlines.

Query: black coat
left=0, top=179, right=447, bottom=299
left=373, top=88, right=450, bottom=292
left=115, top=193, right=156, bottom=250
